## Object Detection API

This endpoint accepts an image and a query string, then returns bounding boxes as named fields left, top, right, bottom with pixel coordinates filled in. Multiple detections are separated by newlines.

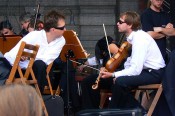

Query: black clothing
left=141, top=8, right=171, bottom=60
left=51, top=57, right=81, bottom=111
left=109, top=68, right=164, bottom=109
left=95, top=36, right=115, bottom=66
left=0, top=58, right=12, bottom=85
left=81, top=74, right=113, bottom=109
left=32, top=60, right=47, bottom=93
left=154, top=50, right=175, bottom=116
left=19, top=29, right=29, bottom=37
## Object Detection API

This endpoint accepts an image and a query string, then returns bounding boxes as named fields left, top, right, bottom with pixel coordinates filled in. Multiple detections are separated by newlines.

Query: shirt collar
left=127, top=31, right=135, bottom=44
left=127, top=30, right=142, bottom=44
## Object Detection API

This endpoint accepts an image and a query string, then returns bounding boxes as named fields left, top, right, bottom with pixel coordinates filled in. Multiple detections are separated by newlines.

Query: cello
left=92, top=40, right=131, bottom=89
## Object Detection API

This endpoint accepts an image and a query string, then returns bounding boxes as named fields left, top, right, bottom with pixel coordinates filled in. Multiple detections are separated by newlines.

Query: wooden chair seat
left=135, top=84, right=162, bottom=116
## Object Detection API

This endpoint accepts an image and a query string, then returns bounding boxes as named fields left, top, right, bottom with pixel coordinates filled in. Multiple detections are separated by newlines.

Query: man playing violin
left=101, top=11, right=165, bottom=110
left=81, top=11, right=165, bottom=113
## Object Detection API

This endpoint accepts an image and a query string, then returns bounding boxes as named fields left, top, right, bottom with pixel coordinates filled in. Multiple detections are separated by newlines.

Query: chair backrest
left=5, top=41, right=49, bottom=116
left=6, top=41, right=39, bottom=84
left=44, top=62, right=61, bottom=96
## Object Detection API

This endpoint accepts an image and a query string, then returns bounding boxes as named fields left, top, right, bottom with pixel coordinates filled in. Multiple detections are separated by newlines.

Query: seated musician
left=0, top=20, right=15, bottom=35
left=81, top=11, right=165, bottom=114
left=0, top=10, right=66, bottom=95
left=19, top=12, right=32, bottom=36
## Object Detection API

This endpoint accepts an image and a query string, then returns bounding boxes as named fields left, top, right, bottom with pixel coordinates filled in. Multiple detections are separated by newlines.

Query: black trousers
left=81, top=68, right=164, bottom=110
left=110, top=69, right=164, bottom=109
left=81, top=74, right=113, bottom=109
left=32, top=60, right=47, bottom=93
left=51, top=58, right=81, bottom=111
left=0, top=58, right=12, bottom=85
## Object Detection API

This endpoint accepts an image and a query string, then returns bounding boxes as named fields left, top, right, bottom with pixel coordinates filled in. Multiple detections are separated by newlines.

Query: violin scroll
left=92, top=68, right=107, bottom=90
left=91, top=74, right=101, bottom=89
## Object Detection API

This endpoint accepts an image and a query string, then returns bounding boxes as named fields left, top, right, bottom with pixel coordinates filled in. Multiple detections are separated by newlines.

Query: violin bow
left=33, top=3, right=40, bottom=30
left=103, top=23, right=111, bottom=58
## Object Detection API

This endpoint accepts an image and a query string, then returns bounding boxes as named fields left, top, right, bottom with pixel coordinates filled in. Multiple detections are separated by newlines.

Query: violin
left=105, top=41, right=131, bottom=72
left=92, top=41, right=131, bottom=89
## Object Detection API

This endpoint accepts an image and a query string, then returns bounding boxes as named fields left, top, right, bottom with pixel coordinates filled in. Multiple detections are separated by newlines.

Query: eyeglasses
left=54, top=26, right=65, bottom=30
left=118, top=20, right=126, bottom=24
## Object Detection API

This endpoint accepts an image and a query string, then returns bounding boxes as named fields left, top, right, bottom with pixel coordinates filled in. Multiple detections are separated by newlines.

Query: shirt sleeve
left=113, top=35, right=148, bottom=78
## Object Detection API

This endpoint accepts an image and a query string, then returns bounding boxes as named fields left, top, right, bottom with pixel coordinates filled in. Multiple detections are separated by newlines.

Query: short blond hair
left=0, top=84, right=42, bottom=116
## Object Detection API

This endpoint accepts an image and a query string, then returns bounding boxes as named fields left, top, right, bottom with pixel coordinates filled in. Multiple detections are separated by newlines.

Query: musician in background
left=81, top=36, right=119, bottom=109
left=0, top=20, right=15, bottom=35
left=19, top=12, right=32, bottom=36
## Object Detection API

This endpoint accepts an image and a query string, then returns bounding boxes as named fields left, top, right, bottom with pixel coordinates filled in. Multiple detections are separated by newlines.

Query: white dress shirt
left=113, top=30, right=165, bottom=78
left=4, top=30, right=65, bottom=69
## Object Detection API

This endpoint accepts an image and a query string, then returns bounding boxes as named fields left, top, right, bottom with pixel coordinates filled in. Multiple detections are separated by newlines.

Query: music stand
left=0, top=35, right=22, bottom=54
left=60, top=30, right=88, bottom=116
